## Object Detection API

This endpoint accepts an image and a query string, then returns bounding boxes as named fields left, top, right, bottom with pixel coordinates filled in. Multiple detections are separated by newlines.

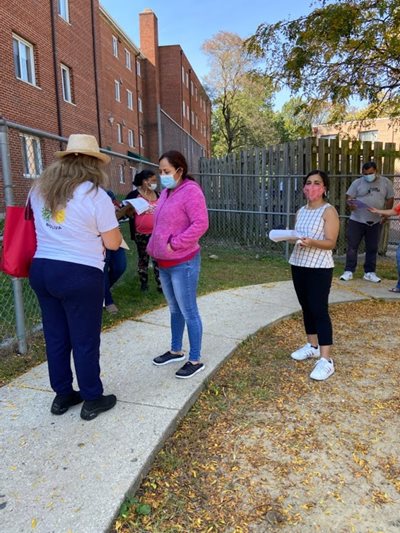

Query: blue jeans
left=396, top=244, right=400, bottom=289
left=29, top=259, right=104, bottom=400
left=159, top=253, right=202, bottom=362
left=104, top=248, right=127, bottom=306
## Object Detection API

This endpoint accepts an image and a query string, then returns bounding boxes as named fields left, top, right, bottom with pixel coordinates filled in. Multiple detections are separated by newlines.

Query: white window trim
left=13, top=34, right=36, bottom=86
left=128, top=129, right=134, bottom=147
left=57, top=0, right=69, bottom=22
left=116, top=123, right=123, bottom=144
left=114, top=80, right=121, bottom=102
left=60, top=64, right=72, bottom=103
left=119, top=164, right=125, bottom=184
left=136, top=59, right=141, bottom=77
left=125, top=49, right=131, bottom=70
left=138, top=97, right=143, bottom=113
left=21, top=134, right=43, bottom=179
left=112, top=35, right=118, bottom=58
left=140, top=133, right=144, bottom=148
left=127, top=89, right=133, bottom=110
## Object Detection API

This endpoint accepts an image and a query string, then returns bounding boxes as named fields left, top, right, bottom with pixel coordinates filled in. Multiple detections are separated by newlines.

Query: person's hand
left=368, top=206, right=379, bottom=214
left=298, top=237, right=313, bottom=247
left=167, top=243, right=173, bottom=252
left=347, top=199, right=357, bottom=211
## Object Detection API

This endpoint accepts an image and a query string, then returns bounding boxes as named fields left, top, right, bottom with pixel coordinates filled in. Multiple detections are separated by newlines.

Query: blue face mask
left=364, top=173, right=376, bottom=183
left=160, top=174, right=178, bottom=189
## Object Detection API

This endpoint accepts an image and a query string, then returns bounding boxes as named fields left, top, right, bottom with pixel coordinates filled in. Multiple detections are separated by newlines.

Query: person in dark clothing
left=126, top=170, right=161, bottom=292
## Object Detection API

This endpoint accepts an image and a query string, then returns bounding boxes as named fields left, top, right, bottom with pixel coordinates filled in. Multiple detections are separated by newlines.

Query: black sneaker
left=80, top=394, right=117, bottom=421
left=153, top=351, right=185, bottom=366
left=175, top=361, right=205, bottom=379
left=51, top=391, right=83, bottom=415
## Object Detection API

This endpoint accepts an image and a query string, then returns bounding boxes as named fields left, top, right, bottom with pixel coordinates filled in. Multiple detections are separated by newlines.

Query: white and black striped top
left=289, top=203, right=334, bottom=268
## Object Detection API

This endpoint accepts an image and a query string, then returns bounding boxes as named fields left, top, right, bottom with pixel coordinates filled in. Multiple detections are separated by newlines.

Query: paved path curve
left=0, top=279, right=398, bottom=533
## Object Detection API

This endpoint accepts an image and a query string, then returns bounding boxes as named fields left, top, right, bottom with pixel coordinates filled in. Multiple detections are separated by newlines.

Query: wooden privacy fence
left=197, top=137, right=400, bottom=254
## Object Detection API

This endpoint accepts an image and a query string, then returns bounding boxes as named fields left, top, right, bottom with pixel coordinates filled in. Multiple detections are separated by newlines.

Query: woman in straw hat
left=29, top=134, right=121, bottom=420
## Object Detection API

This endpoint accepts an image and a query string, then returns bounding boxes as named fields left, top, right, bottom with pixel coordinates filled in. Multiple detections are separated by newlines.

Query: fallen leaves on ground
left=112, top=300, right=400, bottom=533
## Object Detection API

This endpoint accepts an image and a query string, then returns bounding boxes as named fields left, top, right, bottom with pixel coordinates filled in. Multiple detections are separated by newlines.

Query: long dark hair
left=159, top=150, right=195, bottom=181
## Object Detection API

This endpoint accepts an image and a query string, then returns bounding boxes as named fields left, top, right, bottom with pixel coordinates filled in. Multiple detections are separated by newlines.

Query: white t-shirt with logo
left=31, top=182, right=119, bottom=271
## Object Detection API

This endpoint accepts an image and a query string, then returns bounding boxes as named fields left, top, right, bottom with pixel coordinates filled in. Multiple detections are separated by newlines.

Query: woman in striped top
left=289, top=170, right=340, bottom=381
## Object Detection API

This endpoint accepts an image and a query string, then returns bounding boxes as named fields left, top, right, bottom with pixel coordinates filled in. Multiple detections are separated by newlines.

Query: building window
left=60, top=64, right=73, bottom=103
left=21, top=135, right=42, bottom=178
left=182, top=66, right=185, bottom=83
left=359, top=130, right=378, bottom=142
left=182, top=100, right=186, bottom=118
left=119, top=164, right=125, bottom=184
left=57, top=0, right=69, bottom=22
left=116, top=123, right=123, bottom=143
left=112, top=35, right=118, bottom=57
left=185, top=72, right=189, bottom=87
left=191, top=111, right=195, bottom=125
left=13, top=35, right=36, bottom=85
left=127, top=89, right=133, bottom=110
left=125, top=49, right=131, bottom=70
left=195, top=86, right=198, bottom=101
left=186, top=104, right=189, bottom=119
left=128, top=129, right=134, bottom=147
left=114, top=80, right=121, bottom=102
left=138, top=97, right=143, bottom=113
left=131, top=167, right=137, bottom=184
left=136, top=59, right=141, bottom=77
left=191, top=81, right=194, bottom=95
left=140, top=133, right=144, bottom=148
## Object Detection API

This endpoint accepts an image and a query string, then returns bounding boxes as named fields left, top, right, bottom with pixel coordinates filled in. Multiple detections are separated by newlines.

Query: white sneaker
left=340, top=271, right=353, bottom=281
left=363, top=272, right=381, bottom=283
left=291, top=343, right=320, bottom=361
left=310, top=358, right=335, bottom=381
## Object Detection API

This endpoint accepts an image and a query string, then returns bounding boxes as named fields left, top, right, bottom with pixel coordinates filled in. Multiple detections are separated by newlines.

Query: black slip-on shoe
left=175, top=361, right=205, bottom=379
left=51, top=391, right=83, bottom=415
left=80, top=394, right=117, bottom=421
left=153, top=351, right=185, bottom=366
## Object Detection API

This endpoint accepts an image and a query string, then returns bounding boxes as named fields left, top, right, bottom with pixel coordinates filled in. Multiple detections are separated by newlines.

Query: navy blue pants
left=291, top=265, right=333, bottom=346
left=29, top=259, right=104, bottom=400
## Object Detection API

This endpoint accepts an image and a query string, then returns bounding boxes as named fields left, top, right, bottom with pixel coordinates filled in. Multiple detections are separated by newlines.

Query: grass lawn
left=0, top=222, right=397, bottom=386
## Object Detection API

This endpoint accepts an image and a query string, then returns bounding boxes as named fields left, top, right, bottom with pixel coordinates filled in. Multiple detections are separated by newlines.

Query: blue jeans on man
left=159, top=253, right=202, bottom=362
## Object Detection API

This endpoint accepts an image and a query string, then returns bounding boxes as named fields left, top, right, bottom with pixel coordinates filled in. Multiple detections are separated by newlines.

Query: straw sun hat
left=55, top=134, right=110, bottom=164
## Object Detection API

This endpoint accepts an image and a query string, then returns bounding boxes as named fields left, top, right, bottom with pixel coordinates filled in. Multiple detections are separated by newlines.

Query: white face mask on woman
left=148, top=183, right=158, bottom=191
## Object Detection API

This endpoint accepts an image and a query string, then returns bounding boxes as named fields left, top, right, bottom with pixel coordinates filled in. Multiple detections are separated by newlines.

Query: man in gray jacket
left=340, top=161, right=394, bottom=283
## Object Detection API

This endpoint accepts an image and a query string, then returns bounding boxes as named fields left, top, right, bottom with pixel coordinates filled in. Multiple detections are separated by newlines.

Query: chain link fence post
left=0, top=120, right=28, bottom=354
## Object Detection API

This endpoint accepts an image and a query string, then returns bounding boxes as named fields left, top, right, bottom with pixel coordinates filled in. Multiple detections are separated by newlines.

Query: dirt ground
left=114, top=300, right=400, bottom=533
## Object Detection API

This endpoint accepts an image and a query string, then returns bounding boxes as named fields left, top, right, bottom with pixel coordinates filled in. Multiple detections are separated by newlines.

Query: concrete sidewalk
left=0, top=279, right=398, bottom=533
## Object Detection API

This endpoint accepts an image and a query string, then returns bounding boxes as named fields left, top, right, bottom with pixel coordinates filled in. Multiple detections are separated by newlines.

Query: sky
left=100, top=0, right=316, bottom=109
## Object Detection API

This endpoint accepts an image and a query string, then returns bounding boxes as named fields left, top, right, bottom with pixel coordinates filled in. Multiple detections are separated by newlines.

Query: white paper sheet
left=268, top=229, right=301, bottom=242
left=123, top=197, right=150, bottom=215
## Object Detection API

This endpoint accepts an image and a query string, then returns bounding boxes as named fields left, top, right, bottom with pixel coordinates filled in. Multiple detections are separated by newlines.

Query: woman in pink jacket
left=147, top=151, right=209, bottom=378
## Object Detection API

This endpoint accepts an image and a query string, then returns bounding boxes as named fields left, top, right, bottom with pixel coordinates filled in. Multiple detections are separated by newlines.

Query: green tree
left=202, top=31, right=277, bottom=155
left=273, top=97, right=313, bottom=142
left=246, top=0, right=400, bottom=120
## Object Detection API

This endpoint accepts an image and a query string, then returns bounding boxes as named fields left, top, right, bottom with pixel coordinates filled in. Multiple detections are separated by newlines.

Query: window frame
left=136, top=59, right=141, bottom=77
left=13, top=34, right=36, bottom=86
left=60, top=63, right=73, bottom=103
left=114, top=80, right=121, bottom=102
left=112, top=35, right=119, bottom=58
left=138, top=96, right=143, bottom=113
left=128, top=129, right=134, bottom=147
left=119, top=164, right=125, bottom=184
left=20, top=134, right=43, bottom=179
left=125, top=49, right=131, bottom=70
left=57, top=0, right=70, bottom=22
left=116, top=123, right=123, bottom=144
left=127, top=89, right=133, bottom=110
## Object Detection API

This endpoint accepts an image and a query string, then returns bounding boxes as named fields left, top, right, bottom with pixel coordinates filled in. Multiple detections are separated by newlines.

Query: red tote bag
left=0, top=199, right=37, bottom=278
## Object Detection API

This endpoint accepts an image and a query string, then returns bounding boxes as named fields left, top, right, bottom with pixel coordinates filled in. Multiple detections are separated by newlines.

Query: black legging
left=291, top=265, right=333, bottom=346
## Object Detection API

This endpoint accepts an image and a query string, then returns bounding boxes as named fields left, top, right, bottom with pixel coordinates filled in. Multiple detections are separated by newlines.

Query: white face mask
left=364, top=174, right=376, bottom=183
left=148, top=183, right=158, bottom=191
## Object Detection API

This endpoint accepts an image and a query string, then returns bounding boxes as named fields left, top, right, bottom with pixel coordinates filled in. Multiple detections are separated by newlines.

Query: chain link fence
left=0, top=119, right=157, bottom=354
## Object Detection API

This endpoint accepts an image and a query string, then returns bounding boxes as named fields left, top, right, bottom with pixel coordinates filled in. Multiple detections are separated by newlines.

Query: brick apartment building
left=0, top=0, right=211, bottom=204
